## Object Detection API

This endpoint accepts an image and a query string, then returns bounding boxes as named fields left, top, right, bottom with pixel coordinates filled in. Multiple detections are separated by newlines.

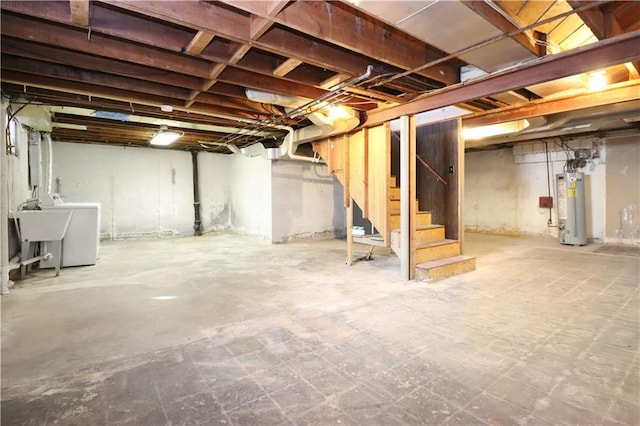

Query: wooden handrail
left=416, top=155, right=448, bottom=186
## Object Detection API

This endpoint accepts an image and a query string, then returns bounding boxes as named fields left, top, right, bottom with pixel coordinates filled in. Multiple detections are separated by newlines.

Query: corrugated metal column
left=400, top=116, right=410, bottom=280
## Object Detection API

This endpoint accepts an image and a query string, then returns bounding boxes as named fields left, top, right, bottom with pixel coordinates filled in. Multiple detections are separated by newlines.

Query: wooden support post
left=457, top=117, right=464, bottom=252
left=344, top=134, right=353, bottom=265
left=409, top=115, right=417, bottom=279
left=400, top=116, right=410, bottom=280
left=362, top=129, right=369, bottom=218
left=343, top=134, right=351, bottom=208
left=400, top=115, right=417, bottom=280
left=346, top=197, right=353, bottom=265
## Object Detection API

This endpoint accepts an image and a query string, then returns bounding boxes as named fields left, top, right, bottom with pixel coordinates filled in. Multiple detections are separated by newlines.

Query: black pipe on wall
left=191, top=151, right=202, bottom=236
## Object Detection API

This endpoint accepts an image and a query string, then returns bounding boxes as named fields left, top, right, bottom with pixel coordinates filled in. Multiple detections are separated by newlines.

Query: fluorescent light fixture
left=462, top=119, right=530, bottom=140
left=52, top=123, right=87, bottom=131
left=150, top=125, right=182, bottom=146
left=390, top=106, right=471, bottom=132
left=151, top=296, right=177, bottom=300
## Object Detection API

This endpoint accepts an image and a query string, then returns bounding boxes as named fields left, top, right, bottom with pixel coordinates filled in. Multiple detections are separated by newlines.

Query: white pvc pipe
left=400, top=116, right=410, bottom=281
left=44, top=132, right=53, bottom=194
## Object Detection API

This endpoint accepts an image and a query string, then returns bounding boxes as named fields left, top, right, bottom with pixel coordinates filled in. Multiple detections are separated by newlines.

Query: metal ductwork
left=237, top=90, right=361, bottom=162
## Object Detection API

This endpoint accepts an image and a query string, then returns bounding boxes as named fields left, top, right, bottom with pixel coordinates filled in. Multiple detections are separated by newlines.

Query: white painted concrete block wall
left=271, top=161, right=346, bottom=243
left=52, top=143, right=194, bottom=239
left=228, top=155, right=272, bottom=241
left=464, top=139, right=607, bottom=241
left=197, top=152, right=231, bottom=231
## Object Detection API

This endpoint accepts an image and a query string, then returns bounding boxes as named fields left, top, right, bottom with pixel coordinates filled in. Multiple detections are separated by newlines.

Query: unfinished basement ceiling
left=1, top=1, right=639, bottom=152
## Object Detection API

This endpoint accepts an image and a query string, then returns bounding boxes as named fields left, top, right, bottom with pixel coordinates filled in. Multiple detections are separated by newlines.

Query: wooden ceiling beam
left=221, top=0, right=459, bottom=85
left=1, top=1, right=195, bottom=52
left=99, top=0, right=452, bottom=89
left=319, top=73, right=351, bottom=90
left=460, top=0, right=541, bottom=57
left=257, top=27, right=369, bottom=78
left=4, top=0, right=443, bottom=99
left=249, top=0, right=289, bottom=39
left=1, top=14, right=213, bottom=79
left=365, top=30, right=640, bottom=126
left=1, top=83, right=253, bottom=128
left=100, top=0, right=249, bottom=40
left=1, top=37, right=205, bottom=91
left=257, top=27, right=444, bottom=97
left=567, top=1, right=639, bottom=75
left=2, top=55, right=192, bottom=100
left=53, top=114, right=244, bottom=140
left=190, top=0, right=288, bottom=113
left=2, top=13, right=329, bottom=109
left=1, top=83, right=241, bottom=126
left=185, top=31, right=216, bottom=55
left=2, top=70, right=182, bottom=107
left=69, top=0, right=90, bottom=26
left=218, top=67, right=326, bottom=100
left=464, top=80, right=640, bottom=127
left=273, top=58, right=303, bottom=77
left=189, top=93, right=278, bottom=116
left=2, top=72, right=278, bottom=121
left=567, top=1, right=610, bottom=40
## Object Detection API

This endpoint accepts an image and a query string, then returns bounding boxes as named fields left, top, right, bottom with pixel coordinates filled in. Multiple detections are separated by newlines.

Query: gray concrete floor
left=1, top=232, right=638, bottom=425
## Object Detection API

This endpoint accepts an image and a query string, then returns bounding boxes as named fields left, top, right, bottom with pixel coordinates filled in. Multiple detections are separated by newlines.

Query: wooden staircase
left=387, top=179, right=476, bottom=282
left=312, top=123, right=475, bottom=282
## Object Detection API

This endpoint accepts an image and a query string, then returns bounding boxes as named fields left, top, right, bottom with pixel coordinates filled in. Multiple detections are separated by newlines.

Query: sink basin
left=17, top=210, right=73, bottom=241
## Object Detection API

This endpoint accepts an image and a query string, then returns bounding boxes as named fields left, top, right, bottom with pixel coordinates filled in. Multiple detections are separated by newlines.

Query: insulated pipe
left=400, top=116, right=410, bottom=281
left=191, top=151, right=202, bottom=236
left=285, top=114, right=361, bottom=162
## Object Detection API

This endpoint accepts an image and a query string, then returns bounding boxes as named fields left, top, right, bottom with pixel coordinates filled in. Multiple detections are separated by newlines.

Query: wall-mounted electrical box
left=539, top=196, right=553, bottom=208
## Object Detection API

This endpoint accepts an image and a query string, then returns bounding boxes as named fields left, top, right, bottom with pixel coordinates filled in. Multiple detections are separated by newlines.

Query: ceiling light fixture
left=328, top=105, right=353, bottom=120
left=462, top=119, right=530, bottom=140
left=586, top=70, right=607, bottom=92
left=150, top=125, right=182, bottom=146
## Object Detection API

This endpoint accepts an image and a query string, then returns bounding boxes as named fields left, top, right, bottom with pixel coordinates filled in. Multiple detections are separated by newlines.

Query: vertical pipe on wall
left=1, top=100, right=12, bottom=294
left=191, top=151, right=202, bottom=236
left=43, top=132, right=53, bottom=194
left=400, top=116, right=410, bottom=280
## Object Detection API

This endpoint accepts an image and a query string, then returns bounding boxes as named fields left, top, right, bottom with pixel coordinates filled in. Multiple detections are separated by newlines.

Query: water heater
left=556, top=172, right=587, bottom=245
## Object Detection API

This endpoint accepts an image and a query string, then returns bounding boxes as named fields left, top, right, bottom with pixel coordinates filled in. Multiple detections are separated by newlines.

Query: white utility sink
left=16, top=210, right=73, bottom=241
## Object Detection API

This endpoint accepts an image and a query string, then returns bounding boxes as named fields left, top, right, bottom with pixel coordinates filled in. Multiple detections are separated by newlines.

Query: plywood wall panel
left=348, top=130, right=367, bottom=214
left=366, top=123, right=391, bottom=243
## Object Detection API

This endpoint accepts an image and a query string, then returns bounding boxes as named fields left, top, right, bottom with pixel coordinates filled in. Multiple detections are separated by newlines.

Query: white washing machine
left=39, top=195, right=101, bottom=268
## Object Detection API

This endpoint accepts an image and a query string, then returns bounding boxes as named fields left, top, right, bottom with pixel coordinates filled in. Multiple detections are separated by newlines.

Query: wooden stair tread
left=389, top=208, right=427, bottom=215
left=390, top=224, right=443, bottom=232
left=353, top=234, right=386, bottom=247
left=415, top=239, right=458, bottom=249
left=390, top=211, right=431, bottom=216
left=416, top=255, right=475, bottom=269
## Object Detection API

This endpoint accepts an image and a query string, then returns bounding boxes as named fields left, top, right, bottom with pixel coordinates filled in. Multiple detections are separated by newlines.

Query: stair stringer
left=313, top=123, right=391, bottom=246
